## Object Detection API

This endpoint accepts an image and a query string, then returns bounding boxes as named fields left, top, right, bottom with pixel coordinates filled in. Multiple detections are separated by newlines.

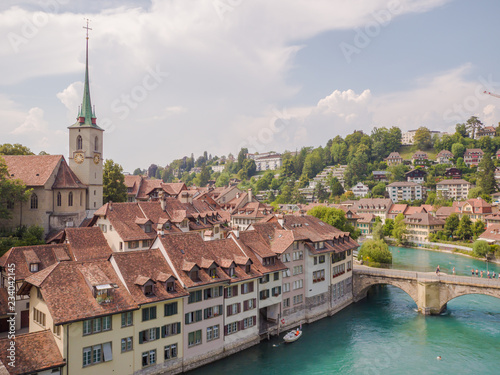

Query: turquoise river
left=188, top=246, right=500, bottom=374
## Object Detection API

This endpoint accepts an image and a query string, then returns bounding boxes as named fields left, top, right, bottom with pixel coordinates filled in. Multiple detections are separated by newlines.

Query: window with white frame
left=282, top=269, right=291, bottom=278
left=121, top=312, right=133, bottom=327
left=293, top=265, right=303, bottom=275
left=243, top=317, right=255, bottom=329
left=206, top=325, right=220, bottom=341
left=142, top=349, right=156, bottom=367
left=283, top=282, right=290, bottom=293
left=121, top=337, right=133, bottom=352
left=282, top=253, right=291, bottom=262
left=226, top=322, right=238, bottom=335
left=293, top=251, right=303, bottom=261
left=292, top=280, right=303, bottom=290
left=164, top=344, right=178, bottom=360
left=313, top=269, right=325, bottom=283
left=283, top=298, right=290, bottom=308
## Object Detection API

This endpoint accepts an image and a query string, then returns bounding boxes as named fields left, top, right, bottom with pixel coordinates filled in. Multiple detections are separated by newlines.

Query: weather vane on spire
left=83, top=18, right=92, bottom=39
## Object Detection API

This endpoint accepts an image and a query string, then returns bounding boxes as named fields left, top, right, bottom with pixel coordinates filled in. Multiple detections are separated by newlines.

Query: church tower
left=68, top=20, right=104, bottom=214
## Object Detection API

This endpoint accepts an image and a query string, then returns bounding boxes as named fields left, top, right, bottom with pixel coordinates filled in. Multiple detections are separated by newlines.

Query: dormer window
left=95, top=285, right=114, bottom=304
left=145, top=224, right=152, bottom=233
left=226, top=267, right=235, bottom=277
left=144, top=284, right=154, bottom=297
left=163, top=223, right=171, bottom=230
left=190, top=270, right=199, bottom=282
left=166, top=281, right=175, bottom=292
left=245, top=264, right=251, bottom=274
left=30, top=263, right=39, bottom=272
left=209, top=268, right=217, bottom=278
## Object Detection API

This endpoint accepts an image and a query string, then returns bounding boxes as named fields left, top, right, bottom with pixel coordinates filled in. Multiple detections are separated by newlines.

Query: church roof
left=1, top=155, right=62, bottom=186
left=52, top=158, right=87, bottom=189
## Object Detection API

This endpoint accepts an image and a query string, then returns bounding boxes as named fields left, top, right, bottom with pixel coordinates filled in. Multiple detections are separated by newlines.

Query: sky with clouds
left=2, top=0, right=500, bottom=172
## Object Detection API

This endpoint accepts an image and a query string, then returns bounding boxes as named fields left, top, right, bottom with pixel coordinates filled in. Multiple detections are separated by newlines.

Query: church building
left=0, top=30, right=103, bottom=237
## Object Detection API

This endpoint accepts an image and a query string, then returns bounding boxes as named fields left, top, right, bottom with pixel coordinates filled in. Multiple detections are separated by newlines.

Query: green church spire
left=75, top=19, right=98, bottom=127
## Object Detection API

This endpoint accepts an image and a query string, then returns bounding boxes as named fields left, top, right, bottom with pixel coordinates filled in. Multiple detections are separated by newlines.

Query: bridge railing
left=354, top=266, right=500, bottom=288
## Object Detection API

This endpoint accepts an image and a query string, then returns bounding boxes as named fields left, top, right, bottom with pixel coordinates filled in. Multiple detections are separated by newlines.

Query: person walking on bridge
left=436, top=265, right=440, bottom=275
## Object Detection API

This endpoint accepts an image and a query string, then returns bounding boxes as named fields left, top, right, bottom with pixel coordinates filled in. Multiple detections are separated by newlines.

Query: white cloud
left=11, top=107, right=48, bottom=134
left=0, top=0, right=461, bottom=170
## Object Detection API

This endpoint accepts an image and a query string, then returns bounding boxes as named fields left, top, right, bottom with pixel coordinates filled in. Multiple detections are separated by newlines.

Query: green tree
left=388, top=164, right=409, bottom=182
left=307, top=206, right=359, bottom=239
left=468, top=187, right=482, bottom=199
left=330, top=142, right=348, bottom=165
left=392, top=213, right=407, bottom=244
left=133, top=168, right=143, bottom=175
left=215, top=172, right=230, bottom=187
left=472, top=220, right=485, bottom=238
left=236, top=148, right=248, bottom=171
left=0, top=143, right=34, bottom=155
left=0, top=157, right=31, bottom=219
left=383, top=218, right=394, bottom=237
left=329, top=177, right=344, bottom=197
left=372, top=222, right=384, bottom=241
left=451, top=143, right=466, bottom=159
left=103, top=159, right=127, bottom=204
left=456, top=215, right=473, bottom=240
left=314, top=182, right=328, bottom=202
left=455, top=123, right=468, bottom=138
left=357, top=239, right=392, bottom=265
left=472, top=240, right=491, bottom=257
left=444, top=213, right=459, bottom=238
left=465, top=116, right=483, bottom=139
left=255, top=171, right=274, bottom=191
left=413, top=127, right=432, bottom=150
left=477, top=152, right=496, bottom=194
left=372, top=182, right=386, bottom=197
left=194, top=165, right=211, bottom=187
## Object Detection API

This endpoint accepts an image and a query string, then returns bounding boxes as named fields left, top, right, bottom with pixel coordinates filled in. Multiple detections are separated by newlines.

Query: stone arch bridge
left=353, top=265, right=500, bottom=315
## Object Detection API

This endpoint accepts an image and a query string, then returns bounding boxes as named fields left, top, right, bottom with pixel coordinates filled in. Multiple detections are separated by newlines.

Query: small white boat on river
left=283, top=328, right=302, bottom=343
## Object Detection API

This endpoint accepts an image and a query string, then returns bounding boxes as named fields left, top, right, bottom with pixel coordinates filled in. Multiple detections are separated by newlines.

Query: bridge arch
left=353, top=274, right=419, bottom=307
left=438, top=287, right=500, bottom=313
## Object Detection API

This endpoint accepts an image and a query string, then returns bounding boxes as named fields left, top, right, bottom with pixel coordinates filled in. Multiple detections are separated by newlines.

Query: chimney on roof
left=160, top=191, right=166, bottom=211
left=236, top=192, right=240, bottom=199
left=277, top=214, right=284, bottom=227
left=248, top=188, right=252, bottom=203
left=233, top=228, right=240, bottom=239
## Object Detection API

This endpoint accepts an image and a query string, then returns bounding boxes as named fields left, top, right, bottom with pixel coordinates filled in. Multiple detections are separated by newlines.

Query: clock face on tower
left=93, top=154, right=101, bottom=164
left=74, top=152, right=84, bottom=164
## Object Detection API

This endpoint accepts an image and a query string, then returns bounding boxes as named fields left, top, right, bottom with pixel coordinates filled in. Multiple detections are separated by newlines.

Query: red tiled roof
left=64, top=227, right=113, bottom=261
left=0, top=244, right=73, bottom=281
left=404, top=206, right=427, bottom=215
left=124, top=175, right=143, bottom=196
left=478, top=224, right=500, bottom=242
left=0, top=330, right=65, bottom=374
left=112, top=249, right=188, bottom=305
left=21, top=260, right=138, bottom=324
left=51, top=158, right=86, bottom=189
left=404, top=212, right=444, bottom=226
left=1, top=155, right=63, bottom=187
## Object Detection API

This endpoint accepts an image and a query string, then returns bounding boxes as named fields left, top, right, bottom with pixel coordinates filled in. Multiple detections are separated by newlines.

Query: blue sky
left=1, top=0, right=500, bottom=172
